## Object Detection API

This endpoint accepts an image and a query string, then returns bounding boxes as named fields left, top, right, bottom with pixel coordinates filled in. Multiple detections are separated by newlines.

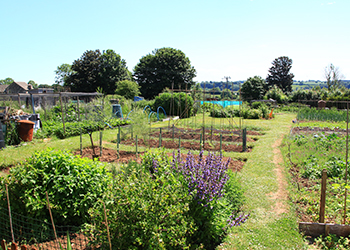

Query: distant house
left=29, top=88, right=54, bottom=94
left=0, top=85, right=8, bottom=94
left=6, top=81, right=32, bottom=94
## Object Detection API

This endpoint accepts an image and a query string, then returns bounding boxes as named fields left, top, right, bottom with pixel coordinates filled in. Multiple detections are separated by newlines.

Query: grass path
left=220, top=113, right=307, bottom=249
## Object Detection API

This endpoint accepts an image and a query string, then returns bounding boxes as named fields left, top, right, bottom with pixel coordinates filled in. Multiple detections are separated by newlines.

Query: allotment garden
left=1, top=94, right=350, bottom=249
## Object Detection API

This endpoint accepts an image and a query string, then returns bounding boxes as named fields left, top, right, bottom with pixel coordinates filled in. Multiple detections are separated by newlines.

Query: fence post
left=172, top=124, right=175, bottom=141
left=46, top=192, right=60, bottom=249
left=59, top=93, right=66, bottom=136
left=242, top=128, right=247, bottom=152
left=5, top=184, right=15, bottom=243
left=319, top=169, right=327, bottom=223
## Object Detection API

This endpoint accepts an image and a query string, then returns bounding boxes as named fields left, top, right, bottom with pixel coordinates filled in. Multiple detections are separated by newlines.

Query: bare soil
left=74, top=146, right=245, bottom=172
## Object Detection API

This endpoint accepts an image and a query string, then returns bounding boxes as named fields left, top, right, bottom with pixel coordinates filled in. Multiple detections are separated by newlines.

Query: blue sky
left=1, top=0, right=349, bottom=85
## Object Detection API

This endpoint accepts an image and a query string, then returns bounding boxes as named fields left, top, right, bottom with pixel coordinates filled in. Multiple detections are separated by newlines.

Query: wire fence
left=0, top=205, right=94, bottom=250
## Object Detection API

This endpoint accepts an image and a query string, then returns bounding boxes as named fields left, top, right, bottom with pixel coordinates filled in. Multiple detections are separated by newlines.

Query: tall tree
left=324, top=63, right=344, bottom=92
left=65, top=49, right=129, bottom=93
left=55, top=63, right=73, bottom=86
left=99, top=50, right=130, bottom=94
left=241, top=76, right=267, bottom=101
left=266, top=56, right=294, bottom=93
left=133, top=47, right=196, bottom=99
left=0, top=77, right=14, bottom=85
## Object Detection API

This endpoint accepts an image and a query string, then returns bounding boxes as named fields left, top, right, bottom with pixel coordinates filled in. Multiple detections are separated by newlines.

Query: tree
left=28, top=80, right=38, bottom=89
left=65, top=49, right=129, bottom=94
left=266, top=56, right=294, bottom=93
left=241, top=76, right=267, bottom=101
left=55, top=63, right=73, bottom=86
left=133, top=47, right=196, bottom=99
left=115, top=80, right=141, bottom=99
left=99, top=50, right=130, bottom=94
left=324, top=63, right=344, bottom=92
left=0, top=77, right=14, bottom=85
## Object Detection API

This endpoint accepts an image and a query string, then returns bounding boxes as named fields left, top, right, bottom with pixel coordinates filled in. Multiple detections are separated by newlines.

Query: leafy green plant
left=59, top=232, right=72, bottom=250
left=315, top=234, right=350, bottom=249
left=0, top=148, right=111, bottom=226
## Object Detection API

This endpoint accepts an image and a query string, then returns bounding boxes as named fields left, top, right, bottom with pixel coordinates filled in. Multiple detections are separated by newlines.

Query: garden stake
left=319, top=169, right=327, bottom=223
left=80, top=128, right=82, bottom=155
left=159, top=128, right=162, bottom=148
left=118, top=126, right=121, bottom=144
left=87, top=129, right=97, bottom=157
left=200, top=133, right=202, bottom=151
left=103, top=202, right=112, bottom=250
left=220, top=133, right=222, bottom=156
left=172, top=124, right=175, bottom=141
left=344, top=102, right=349, bottom=224
left=179, top=136, right=181, bottom=149
left=211, top=125, right=213, bottom=143
left=136, top=135, right=138, bottom=158
left=117, top=138, right=120, bottom=159
left=59, top=93, right=66, bottom=136
left=242, top=128, right=247, bottom=152
left=131, top=125, right=133, bottom=139
left=46, top=192, right=60, bottom=250
left=5, top=184, right=15, bottom=243
left=100, top=130, right=103, bottom=157
left=202, top=126, right=205, bottom=144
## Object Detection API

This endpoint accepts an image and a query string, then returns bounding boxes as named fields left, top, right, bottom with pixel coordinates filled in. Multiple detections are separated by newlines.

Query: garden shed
left=5, top=81, right=32, bottom=94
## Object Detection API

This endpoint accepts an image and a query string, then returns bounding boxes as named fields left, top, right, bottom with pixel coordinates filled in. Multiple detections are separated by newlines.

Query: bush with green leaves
left=153, top=92, right=194, bottom=118
left=0, top=148, right=111, bottom=226
left=264, top=85, right=289, bottom=104
left=88, top=150, right=246, bottom=249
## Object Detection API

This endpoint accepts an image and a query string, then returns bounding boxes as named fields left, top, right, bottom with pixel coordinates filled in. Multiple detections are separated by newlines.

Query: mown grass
left=221, top=113, right=307, bottom=249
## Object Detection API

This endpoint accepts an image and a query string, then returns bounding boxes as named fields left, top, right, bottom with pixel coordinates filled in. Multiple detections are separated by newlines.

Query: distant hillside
left=199, top=80, right=350, bottom=91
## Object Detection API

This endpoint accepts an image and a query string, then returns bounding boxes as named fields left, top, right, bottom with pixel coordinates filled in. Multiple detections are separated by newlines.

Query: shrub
left=88, top=150, right=246, bottom=249
left=264, top=85, right=288, bottom=104
left=0, top=149, right=111, bottom=226
left=154, top=92, right=194, bottom=118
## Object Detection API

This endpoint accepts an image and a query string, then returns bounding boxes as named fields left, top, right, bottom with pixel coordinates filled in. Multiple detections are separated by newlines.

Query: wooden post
left=46, top=192, right=60, bottom=249
left=319, top=169, right=327, bottom=223
left=100, top=130, right=103, bottom=157
left=200, top=133, right=202, bottom=152
left=211, top=125, right=213, bottom=143
left=80, top=128, right=82, bottom=155
left=202, top=126, right=205, bottom=144
left=59, top=93, right=66, bottom=136
left=17, top=93, right=21, bottom=108
left=242, top=128, right=247, bottom=152
left=5, top=184, right=15, bottom=243
left=179, top=136, right=181, bottom=149
left=118, top=126, right=121, bottom=144
left=136, top=135, right=138, bottom=157
left=159, top=128, right=162, bottom=148
left=172, top=124, right=175, bottom=141
left=117, top=137, right=120, bottom=159
left=344, top=102, right=349, bottom=224
left=77, top=96, right=80, bottom=122
left=220, top=133, right=222, bottom=156
left=103, top=202, right=112, bottom=250
left=131, top=125, right=133, bottom=139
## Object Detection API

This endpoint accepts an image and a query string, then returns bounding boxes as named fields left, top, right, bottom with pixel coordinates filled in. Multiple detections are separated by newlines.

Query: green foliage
left=88, top=151, right=195, bottom=249
left=297, top=107, right=348, bottom=122
left=88, top=150, right=245, bottom=249
left=0, top=149, right=111, bottom=226
left=266, top=56, right=294, bottom=93
left=153, top=92, right=194, bottom=118
left=264, top=85, right=288, bottom=104
left=38, top=118, right=129, bottom=139
left=66, top=49, right=129, bottom=94
left=315, top=234, right=350, bottom=249
left=241, top=76, right=267, bottom=101
left=4, top=121, right=20, bottom=146
left=115, top=80, right=141, bottom=99
left=134, top=47, right=196, bottom=99
left=210, top=102, right=271, bottom=119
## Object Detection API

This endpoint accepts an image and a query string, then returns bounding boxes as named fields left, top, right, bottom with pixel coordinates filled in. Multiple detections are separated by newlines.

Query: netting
left=0, top=206, right=93, bottom=249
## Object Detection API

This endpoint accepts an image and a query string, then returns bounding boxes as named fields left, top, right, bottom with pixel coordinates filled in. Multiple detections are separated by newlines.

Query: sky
left=1, top=0, right=349, bottom=85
